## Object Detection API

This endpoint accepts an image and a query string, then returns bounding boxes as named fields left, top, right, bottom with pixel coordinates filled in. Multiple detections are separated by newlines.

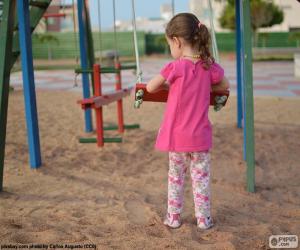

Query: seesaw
left=134, top=83, right=229, bottom=111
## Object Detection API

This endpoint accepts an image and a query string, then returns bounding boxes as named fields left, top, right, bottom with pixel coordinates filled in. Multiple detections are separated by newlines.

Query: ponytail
left=166, top=13, right=214, bottom=69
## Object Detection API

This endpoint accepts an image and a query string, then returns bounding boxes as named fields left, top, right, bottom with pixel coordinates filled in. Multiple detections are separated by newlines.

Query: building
left=160, top=3, right=173, bottom=20
left=189, top=0, right=228, bottom=32
left=115, top=3, right=173, bottom=33
left=189, top=0, right=300, bottom=33
left=263, top=0, right=300, bottom=32
left=35, top=0, right=78, bottom=33
left=115, top=17, right=167, bottom=33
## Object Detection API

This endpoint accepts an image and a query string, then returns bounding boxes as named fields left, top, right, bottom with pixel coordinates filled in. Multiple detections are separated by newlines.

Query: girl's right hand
left=211, top=76, right=230, bottom=92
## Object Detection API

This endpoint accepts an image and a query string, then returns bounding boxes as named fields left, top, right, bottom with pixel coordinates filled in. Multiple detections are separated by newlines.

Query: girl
left=146, top=13, right=229, bottom=229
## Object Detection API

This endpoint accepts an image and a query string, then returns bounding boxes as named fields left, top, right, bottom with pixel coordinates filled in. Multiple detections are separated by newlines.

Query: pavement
left=10, top=58, right=300, bottom=97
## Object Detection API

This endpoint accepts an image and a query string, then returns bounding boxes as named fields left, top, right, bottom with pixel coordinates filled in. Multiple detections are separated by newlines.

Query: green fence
left=32, top=31, right=145, bottom=59
left=31, top=31, right=299, bottom=59
left=145, top=32, right=300, bottom=54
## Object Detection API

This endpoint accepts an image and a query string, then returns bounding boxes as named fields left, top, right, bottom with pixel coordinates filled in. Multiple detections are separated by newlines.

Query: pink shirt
left=155, top=58, right=224, bottom=152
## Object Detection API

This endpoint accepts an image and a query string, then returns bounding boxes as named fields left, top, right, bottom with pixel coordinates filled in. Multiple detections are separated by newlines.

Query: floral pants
left=168, top=151, right=211, bottom=219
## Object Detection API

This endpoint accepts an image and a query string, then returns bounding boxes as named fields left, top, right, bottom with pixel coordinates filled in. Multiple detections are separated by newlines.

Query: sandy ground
left=0, top=90, right=299, bottom=249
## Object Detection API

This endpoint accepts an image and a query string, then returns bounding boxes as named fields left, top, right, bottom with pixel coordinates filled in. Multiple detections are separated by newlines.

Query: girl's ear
left=173, top=36, right=181, bottom=48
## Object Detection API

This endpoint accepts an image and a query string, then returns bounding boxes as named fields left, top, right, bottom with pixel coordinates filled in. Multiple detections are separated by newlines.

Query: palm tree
left=34, top=33, right=59, bottom=60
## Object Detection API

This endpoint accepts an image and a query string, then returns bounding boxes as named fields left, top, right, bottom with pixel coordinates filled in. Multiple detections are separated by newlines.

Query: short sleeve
left=210, top=62, right=224, bottom=85
left=160, top=62, right=177, bottom=84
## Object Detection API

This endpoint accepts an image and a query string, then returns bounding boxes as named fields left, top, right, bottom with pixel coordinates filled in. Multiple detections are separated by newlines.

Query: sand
left=0, top=90, right=299, bottom=250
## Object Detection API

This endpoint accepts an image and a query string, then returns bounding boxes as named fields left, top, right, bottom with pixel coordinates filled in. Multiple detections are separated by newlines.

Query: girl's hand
left=211, top=76, right=230, bottom=92
left=161, top=83, right=169, bottom=91
left=146, top=75, right=167, bottom=93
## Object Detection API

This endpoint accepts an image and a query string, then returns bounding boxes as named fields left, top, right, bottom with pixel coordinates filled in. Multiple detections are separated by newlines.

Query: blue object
left=77, top=0, right=93, bottom=132
left=235, top=0, right=243, bottom=130
left=17, top=0, right=41, bottom=168
left=236, top=0, right=247, bottom=161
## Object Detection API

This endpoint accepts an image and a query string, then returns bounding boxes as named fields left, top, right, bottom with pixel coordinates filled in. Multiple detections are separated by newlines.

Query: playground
left=0, top=0, right=299, bottom=249
left=2, top=71, right=300, bottom=248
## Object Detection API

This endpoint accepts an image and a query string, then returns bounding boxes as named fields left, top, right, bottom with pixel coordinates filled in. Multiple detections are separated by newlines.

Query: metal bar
left=17, top=0, right=42, bottom=168
left=93, top=64, right=104, bottom=147
left=120, top=64, right=137, bottom=70
left=77, top=0, right=93, bottom=132
left=242, top=0, right=255, bottom=193
left=79, top=137, right=122, bottom=143
left=43, top=13, right=66, bottom=18
left=75, top=64, right=136, bottom=74
left=237, top=0, right=247, bottom=161
left=83, top=0, right=95, bottom=90
left=75, top=68, right=116, bottom=74
left=0, top=0, right=16, bottom=191
left=115, top=62, right=124, bottom=133
left=235, top=0, right=243, bottom=129
left=104, top=124, right=140, bottom=130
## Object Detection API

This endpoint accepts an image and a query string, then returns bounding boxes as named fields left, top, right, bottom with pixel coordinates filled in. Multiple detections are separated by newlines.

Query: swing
left=132, top=0, right=229, bottom=111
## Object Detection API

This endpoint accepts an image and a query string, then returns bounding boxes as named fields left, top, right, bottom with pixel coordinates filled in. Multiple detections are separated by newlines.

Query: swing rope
left=112, top=0, right=119, bottom=63
left=207, top=0, right=219, bottom=63
left=72, top=0, right=80, bottom=87
left=131, top=0, right=142, bottom=83
left=72, top=0, right=79, bottom=63
left=97, top=0, right=103, bottom=63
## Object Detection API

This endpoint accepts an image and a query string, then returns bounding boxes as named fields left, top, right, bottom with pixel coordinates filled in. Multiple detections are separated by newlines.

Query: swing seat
left=134, top=83, right=229, bottom=109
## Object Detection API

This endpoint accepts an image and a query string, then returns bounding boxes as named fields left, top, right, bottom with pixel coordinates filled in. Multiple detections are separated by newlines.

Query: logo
left=269, top=235, right=298, bottom=248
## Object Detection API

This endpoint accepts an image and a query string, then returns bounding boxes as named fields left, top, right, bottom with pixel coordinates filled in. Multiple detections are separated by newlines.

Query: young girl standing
left=146, top=13, right=229, bottom=229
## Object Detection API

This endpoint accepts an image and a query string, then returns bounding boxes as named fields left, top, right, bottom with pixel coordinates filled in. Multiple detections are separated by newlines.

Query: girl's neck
left=180, top=46, right=200, bottom=62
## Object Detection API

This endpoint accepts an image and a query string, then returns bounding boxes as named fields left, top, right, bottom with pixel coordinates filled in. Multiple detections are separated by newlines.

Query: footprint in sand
left=124, top=200, right=151, bottom=225
left=71, top=210, right=85, bottom=219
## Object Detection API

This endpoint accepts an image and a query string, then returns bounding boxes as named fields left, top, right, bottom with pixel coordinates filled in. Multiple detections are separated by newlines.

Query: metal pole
left=237, top=0, right=247, bottom=161
left=235, top=0, right=243, bottom=129
left=17, top=0, right=42, bottom=168
left=93, top=64, right=104, bottom=147
left=77, top=0, right=93, bottom=132
left=115, top=62, right=124, bottom=133
left=0, top=0, right=17, bottom=190
left=242, top=0, right=255, bottom=193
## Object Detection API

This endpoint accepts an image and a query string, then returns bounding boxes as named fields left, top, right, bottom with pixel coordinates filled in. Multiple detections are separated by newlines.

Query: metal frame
left=77, top=0, right=93, bottom=132
left=0, top=0, right=17, bottom=191
left=235, top=0, right=255, bottom=192
left=17, top=0, right=42, bottom=168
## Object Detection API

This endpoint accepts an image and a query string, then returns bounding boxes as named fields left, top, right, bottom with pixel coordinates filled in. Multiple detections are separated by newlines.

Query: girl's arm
left=146, top=75, right=169, bottom=93
left=211, top=76, right=230, bottom=92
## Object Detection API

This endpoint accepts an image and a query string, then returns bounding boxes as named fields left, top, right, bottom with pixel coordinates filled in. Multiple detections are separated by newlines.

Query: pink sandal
left=163, top=213, right=181, bottom=229
left=197, top=216, right=214, bottom=229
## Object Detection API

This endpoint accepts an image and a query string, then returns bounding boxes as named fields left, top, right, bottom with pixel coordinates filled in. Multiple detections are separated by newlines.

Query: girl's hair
left=165, top=13, right=214, bottom=69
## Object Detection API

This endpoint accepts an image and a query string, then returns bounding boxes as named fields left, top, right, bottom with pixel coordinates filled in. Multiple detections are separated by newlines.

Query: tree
left=219, top=0, right=284, bottom=46
left=288, top=32, right=300, bottom=47
left=33, top=33, right=59, bottom=60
